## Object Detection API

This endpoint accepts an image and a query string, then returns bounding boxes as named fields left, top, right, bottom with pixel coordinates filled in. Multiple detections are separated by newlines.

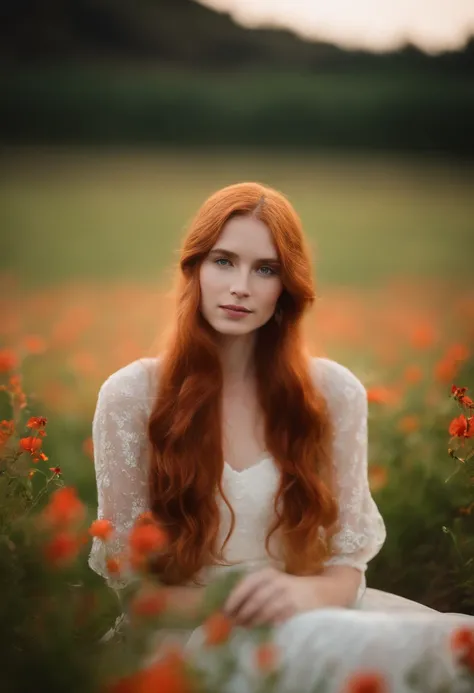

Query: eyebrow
left=209, top=248, right=281, bottom=265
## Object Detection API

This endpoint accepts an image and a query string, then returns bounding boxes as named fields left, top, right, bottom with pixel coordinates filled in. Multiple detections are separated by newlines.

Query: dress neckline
left=223, top=453, right=273, bottom=477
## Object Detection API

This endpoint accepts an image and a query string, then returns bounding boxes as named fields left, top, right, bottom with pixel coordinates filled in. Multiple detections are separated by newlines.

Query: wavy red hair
left=147, top=182, right=338, bottom=585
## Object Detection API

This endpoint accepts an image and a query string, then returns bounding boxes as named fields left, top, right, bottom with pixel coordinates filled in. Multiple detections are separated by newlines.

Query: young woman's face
left=199, top=215, right=283, bottom=336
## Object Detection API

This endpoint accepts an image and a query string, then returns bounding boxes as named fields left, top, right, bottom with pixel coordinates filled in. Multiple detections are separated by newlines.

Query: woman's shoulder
left=97, top=356, right=162, bottom=408
left=309, top=356, right=367, bottom=407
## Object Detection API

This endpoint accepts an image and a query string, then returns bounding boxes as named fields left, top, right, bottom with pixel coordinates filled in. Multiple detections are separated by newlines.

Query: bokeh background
left=1, top=0, right=474, bottom=615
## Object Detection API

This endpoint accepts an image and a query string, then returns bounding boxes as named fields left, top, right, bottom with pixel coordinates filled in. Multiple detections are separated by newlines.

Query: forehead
left=212, top=215, right=278, bottom=259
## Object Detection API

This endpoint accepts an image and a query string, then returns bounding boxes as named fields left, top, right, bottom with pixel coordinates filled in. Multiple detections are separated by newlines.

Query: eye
left=214, top=258, right=232, bottom=267
left=258, top=266, right=277, bottom=276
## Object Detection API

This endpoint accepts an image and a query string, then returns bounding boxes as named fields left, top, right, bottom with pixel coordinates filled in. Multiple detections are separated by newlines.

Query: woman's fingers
left=234, top=581, right=284, bottom=626
left=224, top=567, right=276, bottom=615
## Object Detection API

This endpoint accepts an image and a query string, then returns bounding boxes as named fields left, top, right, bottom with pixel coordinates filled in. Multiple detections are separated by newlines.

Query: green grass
left=1, top=147, right=473, bottom=289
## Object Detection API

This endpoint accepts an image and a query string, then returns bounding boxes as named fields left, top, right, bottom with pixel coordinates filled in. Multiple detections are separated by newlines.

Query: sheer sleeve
left=312, top=358, right=387, bottom=602
left=88, top=358, right=157, bottom=591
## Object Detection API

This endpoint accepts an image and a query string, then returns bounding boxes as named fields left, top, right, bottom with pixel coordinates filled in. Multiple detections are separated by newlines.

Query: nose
left=230, top=270, right=250, bottom=298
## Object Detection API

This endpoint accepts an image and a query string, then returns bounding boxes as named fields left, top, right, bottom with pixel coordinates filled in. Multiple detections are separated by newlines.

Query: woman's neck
left=218, top=332, right=257, bottom=387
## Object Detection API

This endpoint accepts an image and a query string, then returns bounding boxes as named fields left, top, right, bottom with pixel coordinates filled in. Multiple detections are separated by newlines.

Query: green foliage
left=2, top=67, right=473, bottom=156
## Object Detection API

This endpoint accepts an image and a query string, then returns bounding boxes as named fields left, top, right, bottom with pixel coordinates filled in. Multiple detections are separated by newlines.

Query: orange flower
left=137, top=652, right=191, bottom=693
left=446, top=343, right=470, bottom=363
left=403, top=365, right=423, bottom=385
left=254, top=642, right=279, bottom=673
left=43, top=531, right=80, bottom=567
left=106, top=648, right=191, bottom=693
left=130, top=586, right=168, bottom=618
left=82, top=436, right=94, bottom=459
left=0, top=419, right=14, bottom=447
left=105, top=673, right=139, bottom=693
left=366, top=386, right=399, bottom=406
left=27, top=416, right=48, bottom=430
left=461, top=396, right=474, bottom=409
left=452, top=385, right=468, bottom=399
left=451, top=626, right=474, bottom=671
left=344, top=671, right=387, bottom=693
left=89, top=519, right=113, bottom=541
left=106, top=556, right=122, bottom=575
left=434, top=358, right=459, bottom=385
left=20, top=436, right=42, bottom=454
left=368, top=465, right=389, bottom=492
left=410, top=324, right=437, bottom=350
left=449, top=415, right=474, bottom=438
left=129, top=522, right=167, bottom=556
left=203, top=611, right=233, bottom=646
left=22, top=334, right=47, bottom=354
left=42, top=486, right=86, bottom=528
left=0, top=348, right=19, bottom=373
left=397, top=415, right=420, bottom=434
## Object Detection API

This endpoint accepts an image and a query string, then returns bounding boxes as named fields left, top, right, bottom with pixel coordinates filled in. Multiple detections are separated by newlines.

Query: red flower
left=49, top=466, right=61, bottom=476
left=106, top=556, right=122, bottom=575
left=0, top=420, right=15, bottom=447
left=366, top=386, right=399, bottom=406
left=130, top=586, right=168, bottom=618
left=20, top=436, right=42, bottom=454
left=27, top=416, right=48, bottom=429
left=344, top=671, right=387, bottom=693
left=105, top=648, right=191, bottom=693
left=43, top=531, right=80, bottom=567
left=449, top=415, right=474, bottom=438
left=452, top=385, right=468, bottom=398
left=42, top=486, right=86, bottom=528
left=129, top=522, right=167, bottom=556
left=451, top=626, right=474, bottom=671
left=89, top=519, right=113, bottom=541
left=254, top=642, right=279, bottom=673
left=22, top=335, right=47, bottom=354
left=137, top=650, right=191, bottom=693
left=0, top=348, right=19, bottom=373
left=203, top=611, right=233, bottom=646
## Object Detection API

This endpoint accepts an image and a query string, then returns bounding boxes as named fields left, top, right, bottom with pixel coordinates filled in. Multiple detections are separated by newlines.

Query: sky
left=199, top=0, right=474, bottom=54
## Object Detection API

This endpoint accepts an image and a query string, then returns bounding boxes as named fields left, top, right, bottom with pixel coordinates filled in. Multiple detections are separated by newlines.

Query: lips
left=220, top=305, right=251, bottom=313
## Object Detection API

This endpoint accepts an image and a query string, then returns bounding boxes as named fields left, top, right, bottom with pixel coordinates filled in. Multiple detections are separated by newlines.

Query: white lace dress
left=88, top=357, right=474, bottom=692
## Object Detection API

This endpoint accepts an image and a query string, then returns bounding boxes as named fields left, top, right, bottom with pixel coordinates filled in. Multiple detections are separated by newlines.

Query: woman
left=89, top=182, right=474, bottom=692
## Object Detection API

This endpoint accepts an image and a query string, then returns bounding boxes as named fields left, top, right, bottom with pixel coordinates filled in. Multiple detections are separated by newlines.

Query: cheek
left=261, top=280, right=283, bottom=309
left=199, top=265, right=221, bottom=300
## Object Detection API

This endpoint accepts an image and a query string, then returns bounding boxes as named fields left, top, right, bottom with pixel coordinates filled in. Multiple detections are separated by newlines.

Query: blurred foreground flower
left=41, top=486, right=86, bottom=529
left=450, top=626, right=474, bottom=671
left=343, top=671, right=387, bottom=693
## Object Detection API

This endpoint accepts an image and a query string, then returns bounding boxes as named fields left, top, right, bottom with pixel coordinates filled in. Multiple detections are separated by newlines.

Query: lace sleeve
left=312, top=358, right=386, bottom=601
left=88, top=359, right=157, bottom=590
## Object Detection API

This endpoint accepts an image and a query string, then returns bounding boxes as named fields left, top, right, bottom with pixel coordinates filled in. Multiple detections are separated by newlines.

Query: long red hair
left=147, top=182, right=338, bottom=585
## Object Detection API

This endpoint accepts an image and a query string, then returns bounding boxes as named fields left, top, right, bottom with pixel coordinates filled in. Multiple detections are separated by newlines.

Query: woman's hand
left=222, top=567, right=323, bottom=628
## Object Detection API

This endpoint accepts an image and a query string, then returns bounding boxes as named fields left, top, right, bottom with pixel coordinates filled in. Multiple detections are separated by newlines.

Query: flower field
left=1, top=149, right=474, bottom=691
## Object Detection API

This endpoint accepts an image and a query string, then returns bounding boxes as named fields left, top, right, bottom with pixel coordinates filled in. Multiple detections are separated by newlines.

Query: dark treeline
left=2, top=0, right=473, bottom=73
left=1, top=0, right=473, bottom=156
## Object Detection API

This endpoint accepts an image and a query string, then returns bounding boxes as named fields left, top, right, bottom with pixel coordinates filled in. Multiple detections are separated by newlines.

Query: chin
left=207, top=315, right=255, bottom=334
left=214, top=323, right=254, bottom=335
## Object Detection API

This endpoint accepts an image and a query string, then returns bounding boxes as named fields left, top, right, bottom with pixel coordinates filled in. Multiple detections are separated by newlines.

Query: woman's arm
left=312, top=358, right=387, bottom=606
left=298, top=565, right=363, bottom=609
left=88, top=360, right=154, bottom=591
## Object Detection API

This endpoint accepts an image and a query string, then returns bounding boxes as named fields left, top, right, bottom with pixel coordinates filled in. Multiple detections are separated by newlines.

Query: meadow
left=1, top=147, right=474, bottom=622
